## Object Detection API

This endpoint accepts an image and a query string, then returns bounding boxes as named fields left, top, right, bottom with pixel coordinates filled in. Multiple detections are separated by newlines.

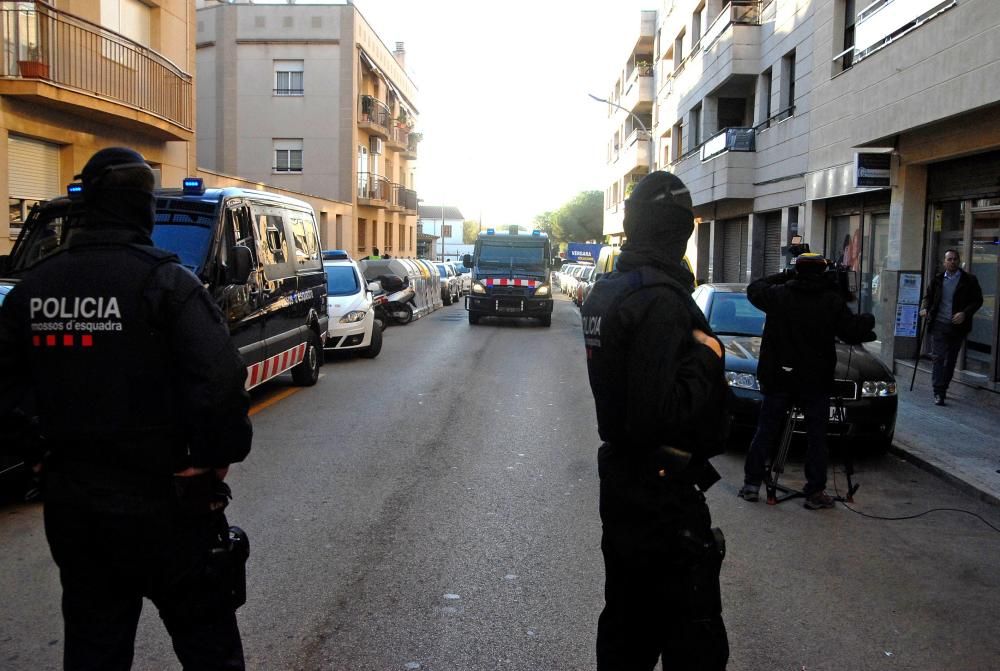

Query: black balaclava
left=617, top=171, right=694, bottom=282
left=77, top=147, right=156, bottom=243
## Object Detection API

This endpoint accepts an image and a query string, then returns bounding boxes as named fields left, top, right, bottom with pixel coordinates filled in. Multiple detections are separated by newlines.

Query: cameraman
left=738, top=253, right=875, bottom=510
left=582, top=171, right=730, bottom=670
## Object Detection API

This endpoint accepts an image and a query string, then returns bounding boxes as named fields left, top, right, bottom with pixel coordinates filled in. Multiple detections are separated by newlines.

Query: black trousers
left=596, top=443, right=729, bottom=671
left=43, top=470, right=245, bottom=671
left=929, top=321, right=965, bottom=395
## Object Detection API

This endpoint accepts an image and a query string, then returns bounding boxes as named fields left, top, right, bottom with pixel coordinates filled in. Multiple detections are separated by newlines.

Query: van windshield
left=478, top=242, right=546, bottom=267
left=152, top=209, right=216, bottom=273
left=326, top=265, right=360, bottom=296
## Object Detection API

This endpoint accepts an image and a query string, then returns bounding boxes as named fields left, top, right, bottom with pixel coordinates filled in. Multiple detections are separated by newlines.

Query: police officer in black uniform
left=0, top=147, right=252, bottom=670
left=581, top=171, right=730, bottom=670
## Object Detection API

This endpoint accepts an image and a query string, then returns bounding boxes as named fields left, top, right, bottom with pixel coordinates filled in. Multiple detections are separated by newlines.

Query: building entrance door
left=967, top=207, right=999, bottom=381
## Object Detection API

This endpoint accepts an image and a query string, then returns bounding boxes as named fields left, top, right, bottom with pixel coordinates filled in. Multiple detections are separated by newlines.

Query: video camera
left=783, top=236, right=857, bottom=301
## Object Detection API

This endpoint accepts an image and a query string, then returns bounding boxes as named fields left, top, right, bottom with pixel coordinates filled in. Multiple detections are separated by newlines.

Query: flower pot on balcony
left=17, top=60, right=49, bottom=78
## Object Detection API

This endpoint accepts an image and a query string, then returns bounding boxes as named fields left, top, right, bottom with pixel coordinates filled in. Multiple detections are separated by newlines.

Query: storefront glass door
left=967, top=207, right=999, bottom=380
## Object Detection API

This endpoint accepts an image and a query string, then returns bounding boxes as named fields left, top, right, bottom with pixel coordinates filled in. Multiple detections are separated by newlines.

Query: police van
left=0, top=179, right=328, bottom=390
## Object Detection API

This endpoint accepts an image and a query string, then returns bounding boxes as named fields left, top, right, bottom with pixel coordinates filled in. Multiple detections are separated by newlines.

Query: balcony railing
left=702, top=1, right=762, bottom=53
left=357, top=172, right=391, bottom=202
left=358, top=95, right=390, bottom=130
left=390, top=124, right=409, bottom=148
left=391, top=184, right=418, bottom=211
left=701, top=126, right=755, bottom=161
left=854, top=0, right=955, bottom=62
left=0, top=0, right=192, bottom=130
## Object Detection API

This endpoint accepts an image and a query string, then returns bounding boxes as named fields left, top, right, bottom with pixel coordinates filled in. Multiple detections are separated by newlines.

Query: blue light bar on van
left=67, top=183, right=83, bottom=200
left=182, top=177, right=205, bottom=195
left=322, top=249, right=350, bottom=260
left=486, top=228, right=495, bottom=235
left=532, top=229, right=541, bottom=236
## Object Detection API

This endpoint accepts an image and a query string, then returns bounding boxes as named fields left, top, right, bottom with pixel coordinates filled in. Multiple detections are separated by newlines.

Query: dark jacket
left=747, top=271, right=875, bottom=394
left=0, top=227, right=251, bottom=476
left=581, top=260, right=727, bottom=459
left=920, top=269, right=983, bottom=336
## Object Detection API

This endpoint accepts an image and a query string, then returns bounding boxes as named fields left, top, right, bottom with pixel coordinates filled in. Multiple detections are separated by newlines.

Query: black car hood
left=720, top=334, right=894, bottom=382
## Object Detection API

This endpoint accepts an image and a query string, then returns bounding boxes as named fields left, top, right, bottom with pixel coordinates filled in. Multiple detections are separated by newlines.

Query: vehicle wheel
left=468, top=311, right=481, bottom=325
left=360, top=323, right=383, bottom=359
left=443, top=291, right=452, bottom=306
left=391, top=302, right=413, bottom=324
left=291, top=331, right=322, bottom=386
left=539, top=315, right=552, bottom=327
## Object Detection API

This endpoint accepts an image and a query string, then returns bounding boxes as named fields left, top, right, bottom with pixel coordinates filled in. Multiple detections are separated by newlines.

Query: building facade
left=195, top=0, right=420, bottom=257
left=417, top=204, right=467, bottom=262
left=602, top=0, right=1000, bottom=388
left=1, top=0, right=196, bottom=254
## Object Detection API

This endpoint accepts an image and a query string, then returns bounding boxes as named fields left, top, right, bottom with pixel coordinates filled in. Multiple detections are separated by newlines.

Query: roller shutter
left=721, top=218, right=748, bottom=283
left=8, top=136, right=61, bottom=200
left=763, top=212, right=782, bottom=275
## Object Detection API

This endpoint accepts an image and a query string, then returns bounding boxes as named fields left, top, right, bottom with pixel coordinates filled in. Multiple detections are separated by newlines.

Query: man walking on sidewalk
left=920, top=249, right=983, bottom=406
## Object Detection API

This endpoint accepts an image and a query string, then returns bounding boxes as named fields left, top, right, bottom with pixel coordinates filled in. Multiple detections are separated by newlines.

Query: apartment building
left=1, top=0, right=196, bottom=254
left=603, top=0, right=1000, bottom=388
left=195, top=0, right=420, bottom=258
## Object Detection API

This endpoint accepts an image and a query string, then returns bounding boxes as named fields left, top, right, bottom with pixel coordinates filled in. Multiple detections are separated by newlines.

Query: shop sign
left=854, top=152, right=892, bottom=188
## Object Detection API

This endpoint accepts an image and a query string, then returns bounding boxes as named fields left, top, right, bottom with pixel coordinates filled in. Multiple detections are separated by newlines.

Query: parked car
left=436, top=263, right=461, bottom=305
left=562, top=264, right=590, bottom=297
left=450, top=261, right=471, bottom=295
left=692, top=283, right=897, bottom=450
left=574, top=265, right=596, bottom=306
left=322, top=250, right=381, bottom=358
left=554, top=262, right=578, bottom=290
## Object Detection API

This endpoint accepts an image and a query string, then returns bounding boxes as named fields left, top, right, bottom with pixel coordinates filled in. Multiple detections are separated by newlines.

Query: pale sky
left=260, top=0, right=658, bottom=226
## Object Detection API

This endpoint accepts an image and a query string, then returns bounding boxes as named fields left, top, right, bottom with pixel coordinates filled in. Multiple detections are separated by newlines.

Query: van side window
left=260, top=214, right=287, bottom=265
left=218, top=204, right=259, bottom=284
left=289, top=212, right=320, bottom=267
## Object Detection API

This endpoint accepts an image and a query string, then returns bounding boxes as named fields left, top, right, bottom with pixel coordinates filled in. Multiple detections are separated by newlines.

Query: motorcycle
left=369, top=275, right=415, bottom=327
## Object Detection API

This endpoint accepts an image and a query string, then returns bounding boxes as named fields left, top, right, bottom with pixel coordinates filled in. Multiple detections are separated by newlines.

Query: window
left=674, top=29, right=685, bottom=69
left=289, top=212, right=319, bottom=265
left=274, top=60, right=304, bottom=95
left=692, top=2, right=706, bottom=45
left=836, top=0, right=856, bottom=73
left=399, top=224, right=405, bottom=252
left=274, top=139, right=303, bottom=173
left=780, top=50, right=796, bottom=117
left=256, top=212, right=289, bottom=276
left=760, top=68, right=773, bottom=123
left=442, top=224, right=453, bottom=238
left=690, top=104, right=702, bottom=148
left=357, top=217, right=367, bottom=249
left=102, top=0, right=150, bottom=47
left=672, top=121, right=684, bottom=162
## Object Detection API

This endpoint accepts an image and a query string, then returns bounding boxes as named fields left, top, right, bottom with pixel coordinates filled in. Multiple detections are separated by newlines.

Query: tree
left=462, top=220, right=480, bottom=244
left=538, top=191, right=604, bottom=245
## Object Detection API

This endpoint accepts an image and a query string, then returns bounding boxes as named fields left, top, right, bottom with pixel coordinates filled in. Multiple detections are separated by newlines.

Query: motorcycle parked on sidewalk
left=369, top=275, right=415, bottom=327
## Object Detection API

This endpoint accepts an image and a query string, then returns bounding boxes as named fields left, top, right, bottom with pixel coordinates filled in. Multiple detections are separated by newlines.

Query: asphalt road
left=2, top=295, right=1000, bottom=671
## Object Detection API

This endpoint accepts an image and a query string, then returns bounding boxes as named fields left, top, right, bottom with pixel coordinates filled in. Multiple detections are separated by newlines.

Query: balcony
left=358, top=95, right=390, bottom=140
left=390, top=184, right=418, bottom=213
left=357, top=172, right=391, bottom=208
left=402, top=132, right=420, bottom=160
left=854, top=0, right=955, bottom=62
left=0, top=0, right=193, bottom=140
left=702, top=1, right=762, bottom=53
left=620, top=65, right=654, bottom=114
left=616, top=128, right=652, bottom=175
left=387, top=124, right=409, bottom=152
left=700, top=127, right=755, bottom=161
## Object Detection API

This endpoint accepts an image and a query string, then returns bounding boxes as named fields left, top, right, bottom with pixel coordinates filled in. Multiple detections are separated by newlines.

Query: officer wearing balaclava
left=580, top=171, right=730, bottom=670
left=0, top=147, right=252, bottom=670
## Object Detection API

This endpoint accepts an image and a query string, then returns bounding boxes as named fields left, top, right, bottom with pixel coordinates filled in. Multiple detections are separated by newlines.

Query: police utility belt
left=609, top=442, right=722, bottom=493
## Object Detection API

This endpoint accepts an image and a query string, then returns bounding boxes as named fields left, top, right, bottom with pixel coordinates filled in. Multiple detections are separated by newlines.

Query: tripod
left=765, top=397, right=860, bottom=505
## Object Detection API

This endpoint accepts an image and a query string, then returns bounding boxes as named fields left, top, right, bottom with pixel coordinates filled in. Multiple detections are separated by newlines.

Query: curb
left=888, top=437, right=1000, bottom=508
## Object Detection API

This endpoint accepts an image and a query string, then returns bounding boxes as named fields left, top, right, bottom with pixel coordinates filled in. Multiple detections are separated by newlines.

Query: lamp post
left=441, top=203, right=446, bottom=261
left=588, top=93, right=655, bottom=174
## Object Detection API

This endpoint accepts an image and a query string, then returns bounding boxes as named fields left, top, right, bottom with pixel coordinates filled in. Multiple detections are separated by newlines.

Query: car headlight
left=725, top=371, right=759, bottom=390
left=534, top=284, right=551, bottom=297
left=861, top=380, right=897, bottom=397
left=339, top=310, right=367, bottom=323
left=472, top=282, right=486, bottom=294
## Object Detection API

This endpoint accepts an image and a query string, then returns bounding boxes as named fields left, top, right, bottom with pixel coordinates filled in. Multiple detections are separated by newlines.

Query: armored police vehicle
left=0, top=179, right=328, bottom=390
left=463, top=228, right=560, bottom=327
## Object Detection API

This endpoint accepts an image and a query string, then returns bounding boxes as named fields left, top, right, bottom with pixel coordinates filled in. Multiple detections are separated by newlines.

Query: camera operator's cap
left=793, top=252, right=828, bottom=275
left=74, top=147, right=153, bottom=192
left=626, top=171, right=693, bottom=213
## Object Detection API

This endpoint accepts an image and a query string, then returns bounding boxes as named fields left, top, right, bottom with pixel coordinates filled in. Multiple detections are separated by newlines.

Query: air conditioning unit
left=370, top=136, right=383, bottom=155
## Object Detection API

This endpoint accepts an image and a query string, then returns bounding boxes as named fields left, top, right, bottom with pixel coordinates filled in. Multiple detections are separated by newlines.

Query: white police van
left=321, top=250, right=381, bottom=358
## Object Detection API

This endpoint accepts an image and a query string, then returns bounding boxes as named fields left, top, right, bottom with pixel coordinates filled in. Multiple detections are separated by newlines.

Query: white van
left=322, top=250, right=381, bottom=358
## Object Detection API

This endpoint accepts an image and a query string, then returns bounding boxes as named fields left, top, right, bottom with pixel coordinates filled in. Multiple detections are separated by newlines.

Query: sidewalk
left=890, top=362, right=1000, bottom=506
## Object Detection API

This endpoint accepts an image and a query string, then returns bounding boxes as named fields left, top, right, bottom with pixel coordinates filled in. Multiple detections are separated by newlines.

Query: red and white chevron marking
left=484, top=278, right=540, bottom=288
left=245, top=342, right=307, bottom=390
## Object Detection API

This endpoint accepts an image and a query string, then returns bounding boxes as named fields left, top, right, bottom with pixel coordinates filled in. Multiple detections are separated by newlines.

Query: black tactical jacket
left=747, top=272, right=874, bottom=394
left=0, top=227, right=251, bottom=475
left=581, top=263, right=727, bottom=459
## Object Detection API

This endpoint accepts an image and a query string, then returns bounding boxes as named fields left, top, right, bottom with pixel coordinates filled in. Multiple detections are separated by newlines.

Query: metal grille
left=763, top=213, right=783, bottom=275
left=722, top=219, right=748, bottom=282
